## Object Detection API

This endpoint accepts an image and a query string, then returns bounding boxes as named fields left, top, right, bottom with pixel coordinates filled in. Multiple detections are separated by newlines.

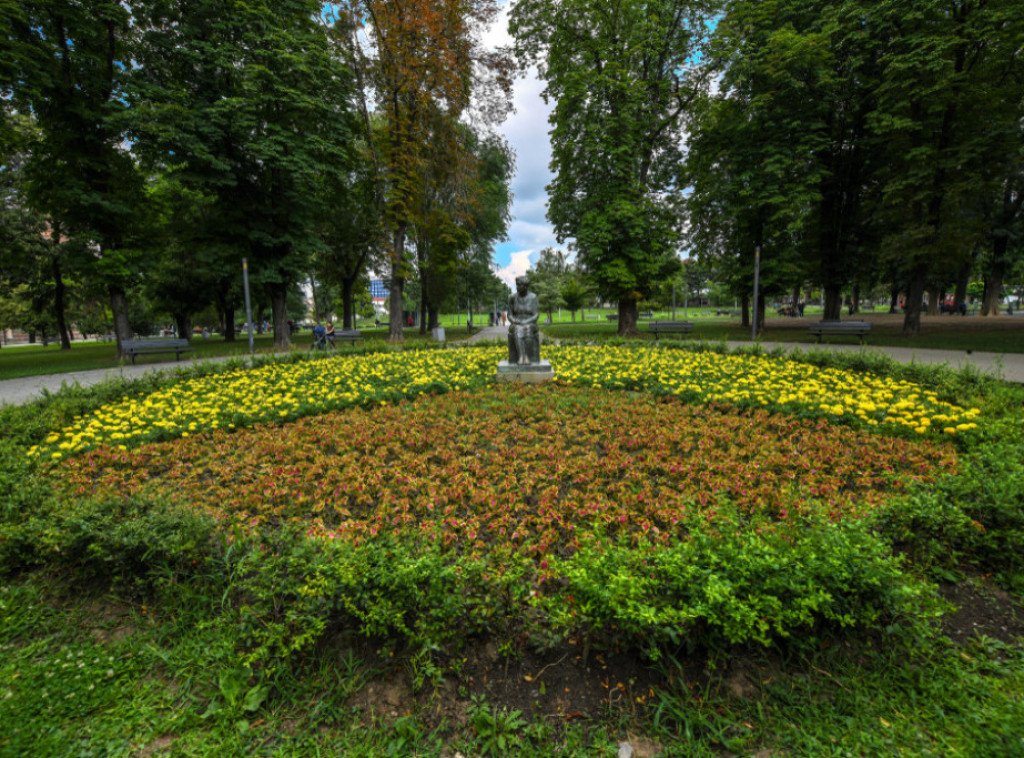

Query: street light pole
left=751, top=246, right=761, bottom=341
left=242, top=258, right=254, bottom=357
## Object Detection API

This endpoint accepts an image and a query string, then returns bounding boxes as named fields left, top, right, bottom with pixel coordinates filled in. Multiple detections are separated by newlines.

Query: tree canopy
left=512, top=0, right=716, bottom=335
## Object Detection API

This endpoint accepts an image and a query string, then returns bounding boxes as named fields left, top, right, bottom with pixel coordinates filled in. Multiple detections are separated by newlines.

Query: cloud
left=481, top=4, right=560, bottom=271
left=496, top=248, right=536, bottom=287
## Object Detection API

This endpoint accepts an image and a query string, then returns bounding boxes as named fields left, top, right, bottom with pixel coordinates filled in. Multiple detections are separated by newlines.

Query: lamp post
left=751, top=246, right=761, bottom=341
left=242, top=258, right=254, bottom=357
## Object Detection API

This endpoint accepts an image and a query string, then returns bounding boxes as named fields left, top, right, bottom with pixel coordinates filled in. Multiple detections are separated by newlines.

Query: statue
left=507, top=275, right=540, bottom=365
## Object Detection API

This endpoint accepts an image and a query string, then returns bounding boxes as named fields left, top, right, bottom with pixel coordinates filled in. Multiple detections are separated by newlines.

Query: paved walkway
left=1, top=332, right=1021, bottom=407
left=0, top=354, right=240, bottom=408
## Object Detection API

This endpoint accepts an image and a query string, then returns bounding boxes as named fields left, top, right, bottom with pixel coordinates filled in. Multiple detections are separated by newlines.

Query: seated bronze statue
left=507, top=275, right=540, bottom=365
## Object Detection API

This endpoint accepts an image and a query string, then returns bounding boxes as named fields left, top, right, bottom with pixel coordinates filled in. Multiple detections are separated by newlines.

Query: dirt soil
left=348, top=637, right=698, bottom=736
left=937, top=575, right=1024, bottom=646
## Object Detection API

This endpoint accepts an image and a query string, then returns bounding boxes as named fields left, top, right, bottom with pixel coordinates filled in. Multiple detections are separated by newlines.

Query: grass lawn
left=544, top=311, right=1024, bottom=353
left=2, top=342, right=1023, bottom=755
left=0, top=327, right=444, bottom=381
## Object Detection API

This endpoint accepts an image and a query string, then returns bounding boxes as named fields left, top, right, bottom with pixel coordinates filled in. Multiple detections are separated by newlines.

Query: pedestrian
left=325, top=321, right=336, bottom=349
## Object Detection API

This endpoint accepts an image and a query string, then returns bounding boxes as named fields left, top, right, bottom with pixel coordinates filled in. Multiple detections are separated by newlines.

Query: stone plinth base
left=496, top=360, right=555, bottom=384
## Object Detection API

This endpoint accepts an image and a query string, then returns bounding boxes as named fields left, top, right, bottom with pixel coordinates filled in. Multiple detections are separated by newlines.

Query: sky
left=482, top=4, right=562, bottom=287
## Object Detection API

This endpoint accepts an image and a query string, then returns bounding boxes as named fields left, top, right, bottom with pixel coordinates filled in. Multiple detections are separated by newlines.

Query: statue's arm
left=508, top=296, right=523, bottom=325
left=522, top=296, right=540, bottom=326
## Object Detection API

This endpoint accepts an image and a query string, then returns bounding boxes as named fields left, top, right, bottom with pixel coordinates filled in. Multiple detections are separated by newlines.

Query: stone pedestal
left=496, top=360, right=555, bottom=384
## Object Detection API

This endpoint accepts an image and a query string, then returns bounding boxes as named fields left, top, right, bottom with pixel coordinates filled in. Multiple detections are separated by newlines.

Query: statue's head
left=515, top=275, right=530, bottom=294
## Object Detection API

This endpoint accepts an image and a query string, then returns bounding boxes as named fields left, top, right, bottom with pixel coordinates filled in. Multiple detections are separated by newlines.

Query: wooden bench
left=808, top=320, right=872, bottom=344
left=647, top=321, right=694, bottom=340
left=333, top=329, right=362, bottom=345
left=122, top=338, right=193, bottom=364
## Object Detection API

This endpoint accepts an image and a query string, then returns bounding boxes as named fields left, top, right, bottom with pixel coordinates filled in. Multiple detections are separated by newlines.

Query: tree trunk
left=981, top=241, right=1006, bottom=316
left=265, top=281, right=291, bottom=349
left=925, top=284, right=940, bottom=316
left=173, top=312, right=190, bottom=342
left=388, top=225, right=406, bottom=343
left=419, top=296, right=428, bottom=336
left=823, top=284, right=842, bottom=321
left=52, top=256, right=71, bottom=350
left=341, top=277, right=355, bottom=330
left=109, top=284, right=132, bottom=359
left=616, top=297, right=639, bottom=337
left=741, top=293, right=750, bottom=328
left=428, top=305, right=440, bottom=331
left=849, top=284, right=860, bottom=315
left=889, top=283, right=900, bottom=314
left=308, top=273, right=320, bottom=321
left=223, top=304, right=236, bottom=341
left=902, top=269, right=927, bottom=336
left=791, top=283, right=800, bottom=312
left=953, top=262, right=970, bottom=313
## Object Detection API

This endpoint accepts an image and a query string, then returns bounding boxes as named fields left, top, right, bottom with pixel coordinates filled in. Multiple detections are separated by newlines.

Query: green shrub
left=223, top=533, right=524, bottom=677
left=2, top=492, right=217, bottom=587
left=538, top=516, right=935, bottom=656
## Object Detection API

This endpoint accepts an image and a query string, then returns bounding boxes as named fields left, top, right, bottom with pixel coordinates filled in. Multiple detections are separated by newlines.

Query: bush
left=1, top=491, right=217, bottom=587
left=538, top=515, right=936, bottom=656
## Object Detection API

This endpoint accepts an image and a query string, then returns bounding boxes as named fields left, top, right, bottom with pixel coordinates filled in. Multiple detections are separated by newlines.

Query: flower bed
left=29, top=345, right=979, bottom=460
left=56, top=385, right=957, bottom=560
left=19, top=347, right=982, bottom=654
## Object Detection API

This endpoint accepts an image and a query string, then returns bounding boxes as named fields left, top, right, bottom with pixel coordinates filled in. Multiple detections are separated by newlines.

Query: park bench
left=647, top=321, right=694, bottom=340
left=606, top=314, right=618, bottom=321
left=807, top=320, right=872, bottom=344
left=715, top=309, right=740, bottom=317
left=122, top=338, right=193, bottom=364
left=334, top=329, right=363, bottom=345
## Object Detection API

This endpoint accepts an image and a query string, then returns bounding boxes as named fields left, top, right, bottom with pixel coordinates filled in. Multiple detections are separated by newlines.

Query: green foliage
left=511, top=0, right=716, bottom=323
left=467, top=694, right=528, bottom=756
left=540, top=516, right=934, bottom=656
left=131, top=0, right=357, bottom=345
left=874, top=430, right=1024, bottom=581
left=222, top=533, right=513, bottom=676
left=2, top=492, right=217, bottom=589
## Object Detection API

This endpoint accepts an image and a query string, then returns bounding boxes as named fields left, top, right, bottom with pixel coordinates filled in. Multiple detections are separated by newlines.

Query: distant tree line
left=0, top=1, right=514, bottom=355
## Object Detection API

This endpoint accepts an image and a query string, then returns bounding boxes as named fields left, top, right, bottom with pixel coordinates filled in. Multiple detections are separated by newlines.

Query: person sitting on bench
left=311, top=322, right=327, bottom=350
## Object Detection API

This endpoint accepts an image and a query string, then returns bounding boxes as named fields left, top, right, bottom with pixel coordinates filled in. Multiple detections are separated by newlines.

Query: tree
left=869, top=0, right=1024, bottom=334
left=5, top=1, right=145, bottom=357
left=560, top=271, right=592, bottom=322
left=979, top=157, right=1024, bottom=316
left=314, top=149, right=385, bottom=330
left=131, top=0, right=356, bottom=348
left=528, top=247, right=568, bottom=322
left=686, top=0, right=882, bottom=328
left=336, top=0, right=513, bottom=342
left=511, top=0, right=716, bottom=336
left=414, top=128, right=514, bottom=331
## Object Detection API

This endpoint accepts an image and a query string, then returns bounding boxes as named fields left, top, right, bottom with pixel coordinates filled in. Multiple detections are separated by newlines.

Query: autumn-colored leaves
left=56, top=385, right=958, bottom=563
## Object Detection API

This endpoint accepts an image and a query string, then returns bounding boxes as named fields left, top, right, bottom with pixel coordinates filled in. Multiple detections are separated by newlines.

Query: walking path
left=1, top=330, right=1021, bottom=408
